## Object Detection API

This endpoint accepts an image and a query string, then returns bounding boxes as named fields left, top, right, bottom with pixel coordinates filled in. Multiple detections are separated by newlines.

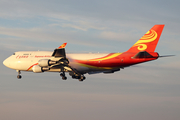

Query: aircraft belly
left=69, top=62, right=89, bottom=73
left=70, top=62, right=118, bottom=74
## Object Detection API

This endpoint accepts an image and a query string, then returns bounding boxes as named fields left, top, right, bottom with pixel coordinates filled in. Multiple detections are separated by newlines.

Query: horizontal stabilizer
left=132, top=51, right=156, bottom=59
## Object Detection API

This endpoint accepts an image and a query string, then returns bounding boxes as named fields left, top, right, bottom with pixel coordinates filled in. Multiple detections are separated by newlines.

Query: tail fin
left=126, top=25, right=165, bottom=53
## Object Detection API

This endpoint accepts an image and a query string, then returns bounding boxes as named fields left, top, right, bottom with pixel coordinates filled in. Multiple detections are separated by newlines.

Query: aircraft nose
left=3, top=59, right=8, bottom=66
left=3, top=58, right=10, bottom=67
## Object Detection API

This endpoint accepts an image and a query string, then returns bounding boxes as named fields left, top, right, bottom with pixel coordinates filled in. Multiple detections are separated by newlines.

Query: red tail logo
left=126, top=25, right=165, bottom=53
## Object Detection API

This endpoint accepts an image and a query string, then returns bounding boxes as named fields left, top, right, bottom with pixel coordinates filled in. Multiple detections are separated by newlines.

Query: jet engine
left=38, top=59, right=57, bottom=67
left=32, top=65, right=50, bottom=73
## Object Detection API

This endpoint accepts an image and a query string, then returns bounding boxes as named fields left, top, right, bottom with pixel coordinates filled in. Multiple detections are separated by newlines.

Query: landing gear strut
left=16, top=70, right=22, bottom=79
left=60, top=72, right=67, bottom=80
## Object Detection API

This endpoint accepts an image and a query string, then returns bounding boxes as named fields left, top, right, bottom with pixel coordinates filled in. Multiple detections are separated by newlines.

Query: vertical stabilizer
left=126, top=25, right=165, bottom=53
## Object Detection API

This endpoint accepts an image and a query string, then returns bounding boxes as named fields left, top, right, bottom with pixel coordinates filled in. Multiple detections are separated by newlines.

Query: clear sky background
left=0, top=0, right=180, bottom=120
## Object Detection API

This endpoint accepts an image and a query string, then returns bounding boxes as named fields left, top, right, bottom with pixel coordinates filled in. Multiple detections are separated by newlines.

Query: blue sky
left=0, top=0, right=180, bottom=120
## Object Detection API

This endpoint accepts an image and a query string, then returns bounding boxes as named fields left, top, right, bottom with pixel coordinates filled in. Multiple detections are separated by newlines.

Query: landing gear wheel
left=60, top=72, right=67, bottom=80
left=82, top=76, right=86, bottom=80
left=17, top=75, right=22, bottom=79
left=79, top=79, right=84, bottom=82
left=62, top=76, right=67, bottom=80
left=60, top=73, right=64, bottom=77
left=72, top=75, right=76, bottom=79
left=79, top=75, right=86, bottom=82
left=16, top=70, right=22, bottom=79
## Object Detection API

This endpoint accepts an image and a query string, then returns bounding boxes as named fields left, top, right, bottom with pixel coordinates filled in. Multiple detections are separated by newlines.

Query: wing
left=51, top=43, right=85, bottom=81
left=52, top=43, right=67, bottom=57
left=51, top=42, right=69, bottom=68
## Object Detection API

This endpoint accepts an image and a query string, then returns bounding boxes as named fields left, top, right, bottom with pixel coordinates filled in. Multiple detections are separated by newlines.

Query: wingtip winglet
left=58, top=43, right=67, bottom=49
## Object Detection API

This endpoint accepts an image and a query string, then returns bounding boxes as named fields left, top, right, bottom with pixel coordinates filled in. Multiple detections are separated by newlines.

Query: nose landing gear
left=16, top=70, right=22, bottom=79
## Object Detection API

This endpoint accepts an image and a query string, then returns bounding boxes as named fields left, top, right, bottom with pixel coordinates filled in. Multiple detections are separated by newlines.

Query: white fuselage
left=3, top=51, right=112, bottom=73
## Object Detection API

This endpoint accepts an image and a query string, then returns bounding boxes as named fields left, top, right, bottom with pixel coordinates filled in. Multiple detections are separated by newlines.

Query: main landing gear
left=72, top=74, right=86, bottom=81
left=60, top=72, right=86, bottom=81
left=60, top=72, right=67, bottom=80
left=16, top=70, right=22, bottom=79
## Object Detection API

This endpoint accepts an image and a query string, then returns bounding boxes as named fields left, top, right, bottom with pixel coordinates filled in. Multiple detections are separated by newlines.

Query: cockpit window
left=13, top=53, right=15, bottom=55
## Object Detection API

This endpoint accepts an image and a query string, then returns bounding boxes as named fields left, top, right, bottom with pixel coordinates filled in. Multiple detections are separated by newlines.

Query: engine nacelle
left=38, top=59, right=57, bottom=67
left=32, top=65, right=50, bottom=73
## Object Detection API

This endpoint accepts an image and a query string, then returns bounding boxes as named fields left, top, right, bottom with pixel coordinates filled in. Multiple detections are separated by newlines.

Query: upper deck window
left=13, top=53, right=15, bottom=55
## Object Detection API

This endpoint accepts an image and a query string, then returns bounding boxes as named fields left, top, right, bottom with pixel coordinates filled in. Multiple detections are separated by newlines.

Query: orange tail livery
left=126, top=25, right=165, bottom=53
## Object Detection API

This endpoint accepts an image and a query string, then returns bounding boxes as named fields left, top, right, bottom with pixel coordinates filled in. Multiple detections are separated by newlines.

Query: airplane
left=3, top=24, right=171, bottom=81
